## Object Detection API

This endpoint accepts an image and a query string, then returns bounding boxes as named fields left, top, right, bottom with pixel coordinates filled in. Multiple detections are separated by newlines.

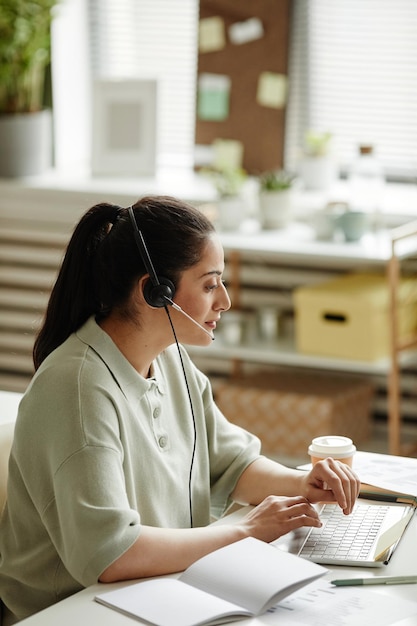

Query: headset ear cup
left=143, top=277, right=175, bottom=308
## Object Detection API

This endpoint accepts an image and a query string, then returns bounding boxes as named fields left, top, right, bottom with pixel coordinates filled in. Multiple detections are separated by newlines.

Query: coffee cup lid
left=309, top=435, right=356, bottom=457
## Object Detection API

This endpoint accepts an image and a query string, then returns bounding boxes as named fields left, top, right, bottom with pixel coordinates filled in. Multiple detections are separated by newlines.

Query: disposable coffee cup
left=308, top=435, right=356, bottom=467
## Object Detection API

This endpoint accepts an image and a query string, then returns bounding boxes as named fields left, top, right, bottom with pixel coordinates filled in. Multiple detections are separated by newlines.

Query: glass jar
left=348, top=144, right=385, bottom=230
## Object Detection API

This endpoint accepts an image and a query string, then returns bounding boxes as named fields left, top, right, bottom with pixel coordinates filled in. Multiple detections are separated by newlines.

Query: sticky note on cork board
left=198, top=73, right=231, bottom=121
left=228, top=17, right=264, bottom=45
left=212, top=139, right=244, bottom=170
left=257, top=72, right=288, bottom=109
left=199, top=17, right=226, bottom=53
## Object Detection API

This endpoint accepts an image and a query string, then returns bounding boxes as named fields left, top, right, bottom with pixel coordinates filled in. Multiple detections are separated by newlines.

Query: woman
left=0, top=196, right=360, bottom=622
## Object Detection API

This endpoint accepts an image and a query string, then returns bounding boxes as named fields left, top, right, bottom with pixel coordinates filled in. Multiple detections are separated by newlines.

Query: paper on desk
left=353, top=451, right=417, bottom=497
left=374, top=506, right=414, bottom=559
left=256, top=580, right=417, bottom=625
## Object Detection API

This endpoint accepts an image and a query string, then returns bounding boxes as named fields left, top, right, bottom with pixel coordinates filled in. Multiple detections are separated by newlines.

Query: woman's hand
left=301, top=458, right=361, bottom=515
left=237, top=494, right=322, bottom=544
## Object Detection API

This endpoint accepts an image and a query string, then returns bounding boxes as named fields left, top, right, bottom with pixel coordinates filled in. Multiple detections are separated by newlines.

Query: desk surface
left=19, top=504, right=417, bottom=626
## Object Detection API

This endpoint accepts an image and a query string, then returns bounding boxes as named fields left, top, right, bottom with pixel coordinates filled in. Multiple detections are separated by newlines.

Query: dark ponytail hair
left=33, top=195, right=215, bottom=369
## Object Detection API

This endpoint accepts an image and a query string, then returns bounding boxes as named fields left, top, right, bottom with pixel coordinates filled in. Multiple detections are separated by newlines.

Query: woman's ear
left=134, top=275, right=150, bottom=306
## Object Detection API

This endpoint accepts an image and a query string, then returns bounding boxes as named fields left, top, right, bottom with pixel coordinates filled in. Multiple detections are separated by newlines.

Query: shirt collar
left=76, top=316, right=166, bottom=403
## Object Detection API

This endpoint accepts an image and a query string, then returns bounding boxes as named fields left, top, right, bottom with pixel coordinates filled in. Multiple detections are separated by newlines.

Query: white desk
left=18, top=505, right=417, bottom=625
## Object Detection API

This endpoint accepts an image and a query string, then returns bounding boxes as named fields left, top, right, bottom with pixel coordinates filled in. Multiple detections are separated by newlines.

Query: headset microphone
left=165, top=298, right=214, bottom=340
left=128, top=206, right=214, bottom=340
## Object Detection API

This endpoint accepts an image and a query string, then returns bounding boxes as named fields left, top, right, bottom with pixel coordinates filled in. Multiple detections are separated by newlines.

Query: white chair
left=0, top=391, right=21, bottom=512
left=0, top=422, right=15, bottom=512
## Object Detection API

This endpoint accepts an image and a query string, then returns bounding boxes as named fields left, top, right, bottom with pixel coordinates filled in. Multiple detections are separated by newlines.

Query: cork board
left=195, top=0, right=291, bottom=175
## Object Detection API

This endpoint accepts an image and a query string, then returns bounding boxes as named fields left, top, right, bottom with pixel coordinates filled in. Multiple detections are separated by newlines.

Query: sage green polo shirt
left=0, top=317, right=260, bottom=620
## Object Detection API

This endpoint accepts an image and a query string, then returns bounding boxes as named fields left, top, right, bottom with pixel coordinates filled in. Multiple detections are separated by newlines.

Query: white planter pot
left=299, top=156, right=337, bottom=191
left=217, top=196, right=244, bottom=231
left=0, top=109, right=52, bottom=177
left=259, top=189, right=294, bottom=229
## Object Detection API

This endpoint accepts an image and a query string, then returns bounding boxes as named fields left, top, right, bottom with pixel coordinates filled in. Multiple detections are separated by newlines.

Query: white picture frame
left=92, top=79, right=157, bottom=176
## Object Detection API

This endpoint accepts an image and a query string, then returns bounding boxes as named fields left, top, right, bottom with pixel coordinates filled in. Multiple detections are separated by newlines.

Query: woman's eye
left=205, top=278, right=226, bottom=292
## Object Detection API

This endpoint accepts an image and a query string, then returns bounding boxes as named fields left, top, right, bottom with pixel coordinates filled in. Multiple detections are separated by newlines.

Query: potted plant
left=258, top=169, right=297, bottom=229
left=298, top=130, right=337, bottom=191
left=202, top=166, right=248, bottom=231
left=0, top=0, right=58, bottom=177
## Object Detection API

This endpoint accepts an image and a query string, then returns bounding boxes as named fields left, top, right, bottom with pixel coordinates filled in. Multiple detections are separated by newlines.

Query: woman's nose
left=216, top=283, right=231, bottom=312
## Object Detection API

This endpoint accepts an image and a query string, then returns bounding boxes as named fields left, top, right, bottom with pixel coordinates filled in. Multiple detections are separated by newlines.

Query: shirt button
left=153, top=407, right=161, bottom=419
left=159, top=436, right=168, bottom=448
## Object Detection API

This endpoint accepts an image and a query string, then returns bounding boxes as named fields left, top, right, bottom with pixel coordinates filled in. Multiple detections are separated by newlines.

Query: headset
left=127, top=206, right=175, bottom=308
left=128, top=206, right=214, bottom=338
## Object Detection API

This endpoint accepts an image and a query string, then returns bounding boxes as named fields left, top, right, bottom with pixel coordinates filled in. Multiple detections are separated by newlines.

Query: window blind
left=285, top=0, right=417, bottom=181
left=87, top=0, right=199, bottom=167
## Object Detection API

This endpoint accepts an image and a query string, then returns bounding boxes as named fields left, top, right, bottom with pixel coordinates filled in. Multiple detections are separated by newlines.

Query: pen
left=331, top=575, right=417, bottom=586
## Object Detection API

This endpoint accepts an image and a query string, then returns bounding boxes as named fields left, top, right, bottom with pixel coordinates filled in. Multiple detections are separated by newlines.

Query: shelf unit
left=387, top=219, right=417, bottom=456
left=188, top=223, right=417, bottom=457
left=187, top=336, right=416, bottom=377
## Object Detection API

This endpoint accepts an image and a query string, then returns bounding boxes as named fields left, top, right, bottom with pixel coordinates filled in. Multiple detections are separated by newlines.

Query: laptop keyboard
left=298, top=503, right=389, bottom=562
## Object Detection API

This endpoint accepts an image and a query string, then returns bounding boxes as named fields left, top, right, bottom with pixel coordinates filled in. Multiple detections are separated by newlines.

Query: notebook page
left=179, top=537, right=325, bottom=614
left=96, top=578, right=250, bottom=626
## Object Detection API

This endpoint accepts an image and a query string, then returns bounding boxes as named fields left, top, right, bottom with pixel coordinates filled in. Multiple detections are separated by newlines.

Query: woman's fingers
left=239, top=495, right=322, bottom=543
left=305, top=458, right=361, bottom=514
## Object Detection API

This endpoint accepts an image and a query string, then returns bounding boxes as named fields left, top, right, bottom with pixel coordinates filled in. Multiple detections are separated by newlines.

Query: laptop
left=297, top=501, right=414, bottom=567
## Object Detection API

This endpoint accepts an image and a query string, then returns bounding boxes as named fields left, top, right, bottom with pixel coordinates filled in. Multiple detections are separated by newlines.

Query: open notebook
left=297, top=501, right=414, bottom=567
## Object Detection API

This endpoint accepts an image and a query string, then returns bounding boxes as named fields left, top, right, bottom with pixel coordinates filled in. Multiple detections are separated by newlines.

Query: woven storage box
left=294, top=272, right=417, bottom=361
left=215, top=371, right=373, bottom=458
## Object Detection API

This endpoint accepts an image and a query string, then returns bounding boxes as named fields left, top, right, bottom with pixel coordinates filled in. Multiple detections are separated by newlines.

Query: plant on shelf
left=259, top=169, right=296, bottom=192
left=299, top=130, right=336, bottom=191
left=303, top=130, right=333, bottom=158
left=202, top=166, right=247, bottom=198
left=0, top=0, right=59, bottom=176
left=201, top=166, right=248, bottom=231
left=258, top=169, right=297, bottom=230
left=0, top=0, right=58, bottom=113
